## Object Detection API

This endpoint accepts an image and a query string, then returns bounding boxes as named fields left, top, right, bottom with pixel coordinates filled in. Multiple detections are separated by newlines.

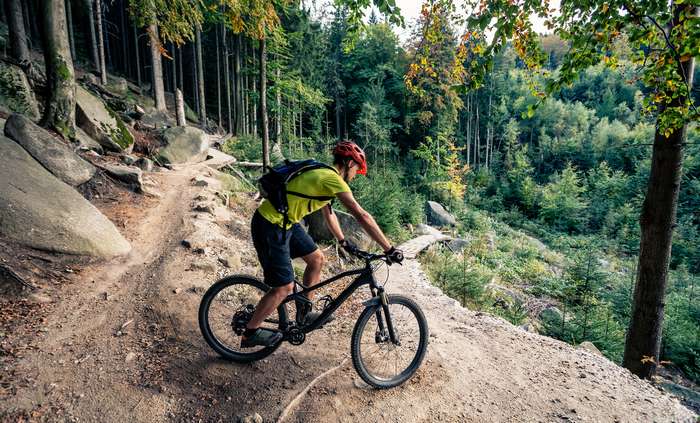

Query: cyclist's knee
left=272, top=283, right=293, bottom=297
left=305, top=249, right=325, bottom=269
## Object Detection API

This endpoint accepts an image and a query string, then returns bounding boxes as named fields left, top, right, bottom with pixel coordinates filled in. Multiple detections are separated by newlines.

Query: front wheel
left=199, top=275, right=287, bottom=363
left=350, top=295, right=429, bottom=388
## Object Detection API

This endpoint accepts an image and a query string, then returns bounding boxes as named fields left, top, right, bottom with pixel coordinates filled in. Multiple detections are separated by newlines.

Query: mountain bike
left=198, top=249, right=429, bottom=389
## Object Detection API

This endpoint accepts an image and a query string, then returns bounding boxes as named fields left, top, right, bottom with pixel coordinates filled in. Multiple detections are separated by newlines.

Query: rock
left=134, top=157, right=153, bottom=172
left=446, top=238, right=471, bottom=253
left=305, top=208, right=374, bottom=251
left=0, top=136, right=131, bottom=257
left=75, top=85, right=134, bottom=152
left=28, top=293, right=52, bottom=304
left=121, top=154, right=137, bottom=165
left=192, top=176, right=209, bottom=187
left=238, top=413, right=263, bottom=423
left=0, top=62, right=40, bottom=120
left=577, top=341, right=603, bottom=356
left=426, top=201, right=457, bottom=227
left=106, top=76, right=128, bottom=96
left=193, top=203, right=215, bottom=215
left=74, top=127, right=104, bottom=154
left=218, top=254, right=241, bottom=269
left=156, top=126, right=209, bottom=164
left=82, top=73, right=101, bottom=86
left=270, top=142, right=286, bottom=166
left=125, top=352, right=136, bottom=363
left=486, top=231, right=496, bottom=252
left=140, top=109, right=175, bottom=129
left=101, top=163, right=143, bottom=191
left=190, top=261, right=216, bottom=273
left=414, top=224, right=443, bottom=237
left=4, top=114, right=96, bottom=186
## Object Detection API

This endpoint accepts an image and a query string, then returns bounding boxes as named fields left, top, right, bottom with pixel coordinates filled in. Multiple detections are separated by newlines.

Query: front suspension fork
left=370, top=287, right=399, bottom=345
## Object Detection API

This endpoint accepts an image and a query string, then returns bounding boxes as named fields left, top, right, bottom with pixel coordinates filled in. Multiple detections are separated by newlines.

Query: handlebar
left=346, top=247, right=401, bottom=265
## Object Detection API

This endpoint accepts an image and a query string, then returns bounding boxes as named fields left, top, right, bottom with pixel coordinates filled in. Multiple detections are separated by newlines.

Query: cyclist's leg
left=247, top=212, right=295, bottom=332
left=289, top=223, right=322, bottom=301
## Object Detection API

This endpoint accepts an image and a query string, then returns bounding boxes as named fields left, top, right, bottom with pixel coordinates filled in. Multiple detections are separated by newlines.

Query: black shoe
left=303, top=310, right=336, bottom=326
left=240, top=328, right=282, bottom=348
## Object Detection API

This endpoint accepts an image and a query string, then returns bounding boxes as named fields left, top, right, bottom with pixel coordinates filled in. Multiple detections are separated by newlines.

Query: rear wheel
left=350, top=295, right=428, bottom=388
left=198, top=275, right=287, bottom=363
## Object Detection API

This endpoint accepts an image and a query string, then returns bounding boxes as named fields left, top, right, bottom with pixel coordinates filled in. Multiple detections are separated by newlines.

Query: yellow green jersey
left=257, top=167, right=351, bottom=228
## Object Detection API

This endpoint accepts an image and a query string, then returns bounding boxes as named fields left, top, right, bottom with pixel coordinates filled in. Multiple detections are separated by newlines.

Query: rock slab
left=75, top=85, right=134, bottom=152
left=0, top=136, right=131, bottom=257
left=156, top=126, right=209, bottom=164
left=4, top=113, right=95, bottom=186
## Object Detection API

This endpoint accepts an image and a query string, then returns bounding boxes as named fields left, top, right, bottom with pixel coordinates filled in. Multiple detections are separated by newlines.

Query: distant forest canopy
left=3, top=0, right=698, bottom=381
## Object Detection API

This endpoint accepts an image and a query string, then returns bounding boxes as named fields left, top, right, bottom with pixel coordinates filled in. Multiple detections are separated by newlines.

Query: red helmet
left=333, top=141, right=367, bottom=175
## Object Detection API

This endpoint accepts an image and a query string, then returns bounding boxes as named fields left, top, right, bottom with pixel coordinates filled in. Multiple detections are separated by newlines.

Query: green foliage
left=539, top=164, right=588, bottom=233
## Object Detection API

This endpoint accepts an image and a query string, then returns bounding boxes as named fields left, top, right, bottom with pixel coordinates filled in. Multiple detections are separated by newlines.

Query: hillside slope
left=0, top=161, right=695, bottom=422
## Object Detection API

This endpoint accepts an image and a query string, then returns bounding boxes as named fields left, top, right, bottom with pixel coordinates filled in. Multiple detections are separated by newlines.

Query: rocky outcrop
left=4, top=113, right=95, bottom=186
left=100, top=163, right=143, bottom=191
left=156, top=126, right=209, bottom=164
left=0, top=62, right=40, bottom=120
left=304, top=208, right=374, bottom=251
left=426, top=200, right=457, bottom=227
left=75, top=85, right=134, bottom=152
left=0, top=136, right=131, bottom=257
left=414, top=223, right=443, bottom=237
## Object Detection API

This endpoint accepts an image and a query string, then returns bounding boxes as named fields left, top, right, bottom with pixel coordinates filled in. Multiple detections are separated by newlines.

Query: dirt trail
left=1, top=163, right=696, bottom=422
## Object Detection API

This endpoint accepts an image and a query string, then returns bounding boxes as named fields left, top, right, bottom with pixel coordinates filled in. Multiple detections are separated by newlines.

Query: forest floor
left=0, top=159, right=696, bottom=422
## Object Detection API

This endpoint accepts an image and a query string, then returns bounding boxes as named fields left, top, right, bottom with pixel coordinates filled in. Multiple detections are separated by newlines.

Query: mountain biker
left=242, top=140, right=404, bottom=348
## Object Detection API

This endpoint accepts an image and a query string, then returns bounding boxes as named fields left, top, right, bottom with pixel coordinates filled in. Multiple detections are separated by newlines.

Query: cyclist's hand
left=385, top=247, right=404, bottom=264
left=340, top=239, right=359, bottom=255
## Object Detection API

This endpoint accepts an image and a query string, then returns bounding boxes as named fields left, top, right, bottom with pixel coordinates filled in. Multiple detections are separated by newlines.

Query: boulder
left=74, top=127, right=104, bottom=154
left=305, top=208, right=374, bottom=251
left=4, top=113, right=95, bottom=186
left=140, top=109, right=175, bottom=129
left=101, top=163, right=143, bottom=191
left=0, top=62, right=40, bottom=120
left=75, top=85, right=134, bottom=152
left=106, top=76, right=128, bottom=96
left=156, top=126, right=209, bottom=164
left=0, top=136, right=131, bottom=257
left=134, top=157, right=154, bottom=172
left=426, top=201, right=457, bottom=227
left=446, top=238, right=471, bottom=253
left=414, top=223, right=443, bottom=237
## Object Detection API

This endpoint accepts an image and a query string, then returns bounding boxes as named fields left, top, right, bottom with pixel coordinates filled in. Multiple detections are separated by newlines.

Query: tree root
left=276, top=358, right=349, bottom=423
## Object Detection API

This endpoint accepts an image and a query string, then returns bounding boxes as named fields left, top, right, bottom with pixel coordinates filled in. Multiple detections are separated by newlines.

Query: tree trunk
left=623, top=39, right=695, bottom=379
left=195, top=27, right=206, bottom=127
left=215, top=25, right=222, bottom=128
left=252, top=48, right=258, bottom=137
left=223, top=25, right=232, bottom=132
left=334, top=92, right=341, bottom=141
left=260, top=38, right=269, bottom=169
left=133, top=23, right=141, bottom=91
left=192, top=43, right=199, bottom=116
left=170, top=42, right=176, bottom=92
left=276, top=57, right=281, bottom=142
left=7, top=0, right=30, bottom=63
left=41, top=0, right=76, bottom=139
left=95, top=0, right=107, bottom=84
left=25, top=0, right=40, bottom=50
left=175, top=88, right=186, bottom=126
left=234, top=34, right=243, bottom=135
left=65, top=0, right=75, bottom=58
left=120, top=1, right=128, bottom=75
left=148, top=24, right=166, bottom=111
left=86, top=0, right=99, bottom=71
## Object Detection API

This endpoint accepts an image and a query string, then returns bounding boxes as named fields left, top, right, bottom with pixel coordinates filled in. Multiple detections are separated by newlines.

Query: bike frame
left=277, top=259, right=397, bottom=342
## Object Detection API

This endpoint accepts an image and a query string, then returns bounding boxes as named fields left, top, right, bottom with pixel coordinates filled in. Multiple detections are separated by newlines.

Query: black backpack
left=258, top=159, right=336, bottom=229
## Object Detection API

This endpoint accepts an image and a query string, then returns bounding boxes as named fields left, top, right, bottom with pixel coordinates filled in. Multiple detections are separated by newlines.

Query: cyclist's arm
left=335, top=191, right=392, bottom=252
left=321, top=204, right=345, bottom=241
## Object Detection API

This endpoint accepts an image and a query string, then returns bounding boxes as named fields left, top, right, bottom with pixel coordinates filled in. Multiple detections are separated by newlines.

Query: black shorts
left=251, top=211, right=318, bottom=287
